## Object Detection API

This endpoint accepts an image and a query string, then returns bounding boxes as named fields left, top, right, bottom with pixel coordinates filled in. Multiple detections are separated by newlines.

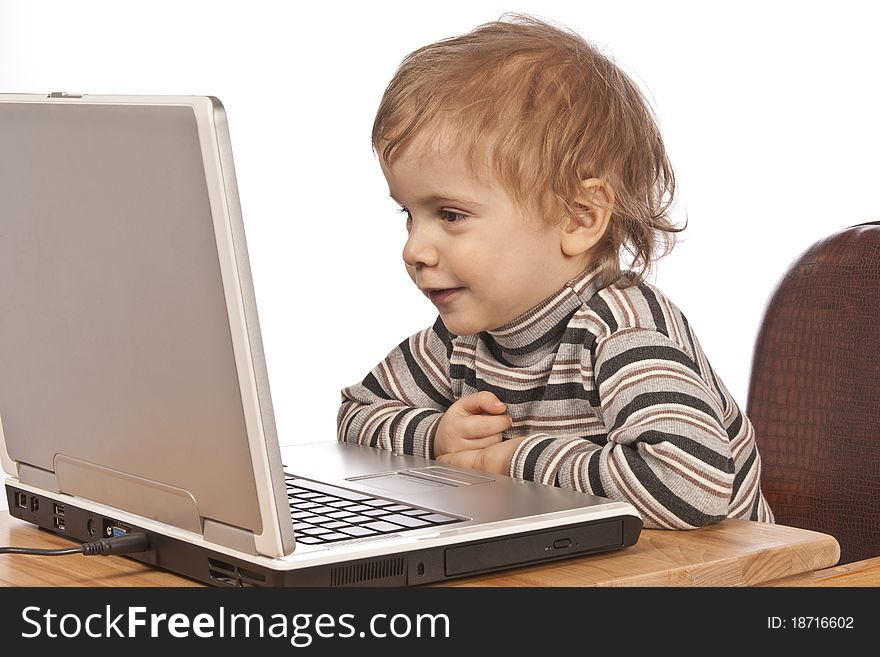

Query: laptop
left=0, top=93, right=642, bottom=586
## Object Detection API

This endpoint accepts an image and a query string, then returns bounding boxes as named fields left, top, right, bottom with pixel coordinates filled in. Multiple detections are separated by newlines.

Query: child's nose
left=402, top=226, right=439, bottom=268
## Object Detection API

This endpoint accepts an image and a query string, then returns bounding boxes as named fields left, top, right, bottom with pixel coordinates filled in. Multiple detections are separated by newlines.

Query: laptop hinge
left=203, top=518, right=257, bottom=556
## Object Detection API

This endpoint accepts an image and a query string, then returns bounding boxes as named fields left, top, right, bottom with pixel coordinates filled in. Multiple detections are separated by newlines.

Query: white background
left=2, top=0, right=879, bottom=513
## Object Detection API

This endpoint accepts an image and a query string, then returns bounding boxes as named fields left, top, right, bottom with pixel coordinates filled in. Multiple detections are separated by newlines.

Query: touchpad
left=407, top=466, right=494, bottom=485
left=349, top=467, right=494, bottom=494
left=349, top=472, right=450, bottom=495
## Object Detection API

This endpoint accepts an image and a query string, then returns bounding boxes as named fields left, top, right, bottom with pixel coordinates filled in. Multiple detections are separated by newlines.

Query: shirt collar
left=480, top=264, right=604, bottom=363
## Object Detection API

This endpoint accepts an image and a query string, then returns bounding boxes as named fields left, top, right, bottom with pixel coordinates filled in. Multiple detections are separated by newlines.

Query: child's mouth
left=427, top=288, right=464, bottom=305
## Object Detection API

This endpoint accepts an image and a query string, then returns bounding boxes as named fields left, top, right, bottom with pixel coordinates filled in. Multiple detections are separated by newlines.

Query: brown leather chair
left=747, top=221, right=880, bottom=565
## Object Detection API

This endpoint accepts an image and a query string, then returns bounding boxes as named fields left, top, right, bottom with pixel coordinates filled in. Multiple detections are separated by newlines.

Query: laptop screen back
left=0, top=97, right=289, bottom=553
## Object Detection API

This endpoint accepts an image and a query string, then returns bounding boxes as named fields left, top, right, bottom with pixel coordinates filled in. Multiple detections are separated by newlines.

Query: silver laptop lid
left=0, top=94, right=295, bottom=557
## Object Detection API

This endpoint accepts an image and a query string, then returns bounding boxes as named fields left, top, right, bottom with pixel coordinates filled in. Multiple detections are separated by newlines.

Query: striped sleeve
left=336, top=317, right=454, bottom=459
left=509, top=328, right=735, bottom=530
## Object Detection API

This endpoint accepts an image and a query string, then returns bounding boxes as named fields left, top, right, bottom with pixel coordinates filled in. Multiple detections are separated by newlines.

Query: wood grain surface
left=764, top=555, right=880, bottom=587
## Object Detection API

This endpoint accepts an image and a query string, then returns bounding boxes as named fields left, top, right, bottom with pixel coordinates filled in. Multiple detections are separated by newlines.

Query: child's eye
left=397, top=207, right=466, bottom=225
left=439, top=210, right=467, bottom=223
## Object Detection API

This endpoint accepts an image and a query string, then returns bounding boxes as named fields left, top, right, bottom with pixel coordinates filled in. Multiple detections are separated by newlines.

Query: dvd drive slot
left=444, top=519, right=623, bottom=577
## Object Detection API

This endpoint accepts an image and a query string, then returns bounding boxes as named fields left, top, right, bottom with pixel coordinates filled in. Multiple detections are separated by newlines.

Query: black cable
left=0, top=545, right=82, bottom=556
left=0, top=532, right=151, bottom=556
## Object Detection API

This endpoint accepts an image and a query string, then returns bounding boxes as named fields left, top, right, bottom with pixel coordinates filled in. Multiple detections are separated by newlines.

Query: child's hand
left=434, top=392, right=513, bottom=458
left=436, top=436, right=527, bottom=476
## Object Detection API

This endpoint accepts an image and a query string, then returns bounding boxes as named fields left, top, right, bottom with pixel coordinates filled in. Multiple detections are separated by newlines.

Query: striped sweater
left=337, top=266, right=774, bottom=529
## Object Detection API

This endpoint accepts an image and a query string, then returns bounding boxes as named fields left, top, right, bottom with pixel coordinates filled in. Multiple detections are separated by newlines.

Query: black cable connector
left=0, top=532, right=151, bottom=557
left=81, top=533, right=151, bottom=556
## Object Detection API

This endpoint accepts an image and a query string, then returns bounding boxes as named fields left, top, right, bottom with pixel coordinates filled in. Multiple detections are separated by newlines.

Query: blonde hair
left=372, top=13, right=683, bottom=287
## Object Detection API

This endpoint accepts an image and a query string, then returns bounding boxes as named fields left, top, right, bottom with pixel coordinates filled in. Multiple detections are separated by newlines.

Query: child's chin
left=438, top=314, right=483, bottom=337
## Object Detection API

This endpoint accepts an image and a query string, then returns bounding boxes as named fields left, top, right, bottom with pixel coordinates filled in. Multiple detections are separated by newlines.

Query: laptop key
left=346, top=504, right=373, bottom=513
left=344, top=514, right=373, bottom=524
left=362, top=509, right=389, bottom=517
left=318, top=520, right=350, bottom=529
left=301, top=527, right=334, bottom=536
left=288, top=486, right=319, bottom=495
left=327, top=510, right=356, bottom=519
left=385, top=504, right=413, bottom=513
left=293, top=491, right=323, bottom=499
left=287, top=479, right=373, bottom=502
left=338, top=526, right=378, bottom=537
left=318, top=532, right=351, bottom=541
left=364, top=520, right=405, bottom=533
left=295, top=536, right=323, bottom=544
left=382, top=514, right=430, bottom=528
left=363, top=499, right=396, bottom=507
left=419, top=513, right=460, bottom=524
left=309, top=505, right=337, bottom=515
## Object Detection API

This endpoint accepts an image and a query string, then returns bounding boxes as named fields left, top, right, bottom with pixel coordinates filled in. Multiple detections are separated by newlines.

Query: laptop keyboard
left=285, top=475, right=463, bottom=545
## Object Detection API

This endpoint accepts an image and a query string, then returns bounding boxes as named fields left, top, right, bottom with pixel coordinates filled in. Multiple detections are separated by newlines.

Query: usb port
left=53, top=503, right=65, bottom=517
left=53, top=517, right=65, bottom=531
left=14, top=492, right=28, bottom=509
left=31, top=497, right=40, bottom=512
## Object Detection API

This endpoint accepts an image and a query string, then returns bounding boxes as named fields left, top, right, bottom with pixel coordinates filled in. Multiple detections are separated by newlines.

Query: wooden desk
left=764, top=556, right=880, bottom=587
left=1, top=511, right=839, bottom=587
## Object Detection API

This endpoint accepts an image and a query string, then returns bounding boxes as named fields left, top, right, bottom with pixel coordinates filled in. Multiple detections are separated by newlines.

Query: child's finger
left=454, top=391, right=507, bottom=416
left=436, top=448, right=482, bottom=470
left=457, top=413, right=512, bottom=440
left=460, top=433, right=504, bottom=449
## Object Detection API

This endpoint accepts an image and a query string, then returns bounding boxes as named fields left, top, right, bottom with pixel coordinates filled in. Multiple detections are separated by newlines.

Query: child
left=337, top=14, right=774, bottom=530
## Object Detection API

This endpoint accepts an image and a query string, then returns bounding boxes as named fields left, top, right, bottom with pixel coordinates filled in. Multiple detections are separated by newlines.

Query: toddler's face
left=380, top=137, right=584, bottom=336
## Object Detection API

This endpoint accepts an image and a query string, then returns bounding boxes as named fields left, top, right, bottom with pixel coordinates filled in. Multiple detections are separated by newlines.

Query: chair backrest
left=747, top=221, right=880, bottom=565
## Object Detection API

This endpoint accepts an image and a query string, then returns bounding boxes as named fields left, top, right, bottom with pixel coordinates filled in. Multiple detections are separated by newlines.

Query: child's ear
left=560, top=179, right=614, bottom=258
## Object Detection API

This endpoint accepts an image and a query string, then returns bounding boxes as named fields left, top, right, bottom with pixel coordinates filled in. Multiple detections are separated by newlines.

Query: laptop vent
left=330, top=557, right=406, bottom=586
left=208, top=558, right=267, bottom=587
